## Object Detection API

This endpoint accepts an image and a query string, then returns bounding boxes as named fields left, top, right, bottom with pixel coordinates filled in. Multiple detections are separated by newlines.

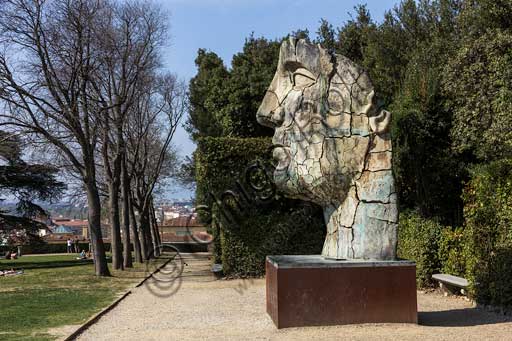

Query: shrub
left=438, top=227, right=466, bottom=277
left=397, top=211, right=444, bottom=287
left=195, top=137, right=325, bottom=277
left=215, top=199, right=325, bottom=277
left=462, top=159, right=512, bottom=308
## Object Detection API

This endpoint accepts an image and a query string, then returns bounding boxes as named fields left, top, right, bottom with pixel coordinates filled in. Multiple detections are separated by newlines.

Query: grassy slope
left=0, top=254, right=161, bottom=341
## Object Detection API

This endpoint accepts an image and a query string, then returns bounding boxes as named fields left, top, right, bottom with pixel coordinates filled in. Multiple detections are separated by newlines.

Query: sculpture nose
left=257, top=90, right=283, bottom=128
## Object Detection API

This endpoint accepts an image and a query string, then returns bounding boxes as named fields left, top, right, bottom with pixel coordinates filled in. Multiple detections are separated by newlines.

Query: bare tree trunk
left=150, top=201, right=162, bottom=246
left=154, top=213, right=162, bottom=247
left=108, top=181, right=123, bottom=270
left=86, top=181, right=111, bottom=276
left=139, top=209, right=153, bottom=258
left=133, top=204, right=149, bottom=261
left=129, top=200, right=143, bottom=263
left=121, top=156, right=133, bottom=268
left=148, top=205, right=160, bottom=257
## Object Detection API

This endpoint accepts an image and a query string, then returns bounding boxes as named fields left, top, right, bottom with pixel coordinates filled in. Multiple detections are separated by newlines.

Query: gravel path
left=75, top=253, right=512, bottom=341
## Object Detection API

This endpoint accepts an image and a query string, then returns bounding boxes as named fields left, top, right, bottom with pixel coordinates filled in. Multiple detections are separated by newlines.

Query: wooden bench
left=432, top=273, right=469, bottom=296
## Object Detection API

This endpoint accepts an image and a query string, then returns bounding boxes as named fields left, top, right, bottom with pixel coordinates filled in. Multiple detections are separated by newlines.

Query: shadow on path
left=419, top=307, right=512, bottom=327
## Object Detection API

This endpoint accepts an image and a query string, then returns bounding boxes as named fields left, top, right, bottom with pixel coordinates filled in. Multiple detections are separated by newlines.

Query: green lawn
left=0, top=254, right=165, bottom=341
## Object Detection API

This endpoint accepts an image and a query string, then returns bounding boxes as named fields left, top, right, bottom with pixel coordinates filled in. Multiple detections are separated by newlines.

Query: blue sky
left=157, top=0, right=400, bottom=200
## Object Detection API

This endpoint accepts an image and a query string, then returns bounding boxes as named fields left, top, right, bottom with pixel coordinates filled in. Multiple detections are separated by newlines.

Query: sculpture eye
left=295, top=99, right=322, bottom=128
left=293, top=68, right=316, bottom=89
left=327, top=88, right=346, bottom=115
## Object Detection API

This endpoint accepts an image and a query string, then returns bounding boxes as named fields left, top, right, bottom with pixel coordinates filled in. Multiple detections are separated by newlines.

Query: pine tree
left=0, top=132, right=65, bottom=245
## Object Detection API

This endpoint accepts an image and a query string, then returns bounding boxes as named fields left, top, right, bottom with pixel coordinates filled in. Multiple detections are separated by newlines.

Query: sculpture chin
left=273, top=166, right=355, bottom=209
left=273, top=166, right=324, bottom=204
left=272, top=147, right=290, bottom=171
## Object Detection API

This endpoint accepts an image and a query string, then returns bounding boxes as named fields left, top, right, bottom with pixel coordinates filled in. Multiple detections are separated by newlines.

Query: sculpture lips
left=273, top=146, right=290, bottom=170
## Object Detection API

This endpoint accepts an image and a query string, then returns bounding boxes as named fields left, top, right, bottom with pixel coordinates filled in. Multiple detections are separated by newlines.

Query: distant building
left=159, top=216, right=210, bottom=243
left=44, top=218, right=88, bottom=242
left=52, top=225, right=76, bottom=234
left=163, top=211, right=180, bottom=220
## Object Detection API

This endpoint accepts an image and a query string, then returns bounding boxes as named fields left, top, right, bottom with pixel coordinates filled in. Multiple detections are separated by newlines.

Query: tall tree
left=444, top=0, right=512, bottom=162
left=337, top=4, right=375, bottom=66
left=186, top=36, right=279, bottom=140
left=290, top=28, right=310, bottom=41
left=0, top=0, right=112, bottom=275
left=377, top=0, right=465, bottom=224
left=222, top=35, right=279, bottom=137
left=315, top=19, right=337, bottom=53
left=95, top=0, right=167, bottom=270
left=185, top=49, right=229, bottom=141
left=333, top=0, right=465, bottom=223
left=126, top=74, right=186, bottom=259
left=391, top=47, right=465, bottom=224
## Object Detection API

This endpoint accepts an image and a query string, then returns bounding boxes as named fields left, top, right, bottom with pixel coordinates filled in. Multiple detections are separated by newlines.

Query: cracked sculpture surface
left=257, top=38, right=397, bottom=260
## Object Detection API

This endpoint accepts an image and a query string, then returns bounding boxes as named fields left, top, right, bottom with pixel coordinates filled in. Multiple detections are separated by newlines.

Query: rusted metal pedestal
left=266, top=255, right=417, bottom=328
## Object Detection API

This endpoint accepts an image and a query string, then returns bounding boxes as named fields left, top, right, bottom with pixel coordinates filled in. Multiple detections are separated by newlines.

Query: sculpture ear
left=369, top=110, right=391, bottom=134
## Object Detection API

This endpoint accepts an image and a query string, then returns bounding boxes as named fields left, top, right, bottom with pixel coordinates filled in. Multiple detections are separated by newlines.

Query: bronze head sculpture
left=257, top=38, right=397, bottom=260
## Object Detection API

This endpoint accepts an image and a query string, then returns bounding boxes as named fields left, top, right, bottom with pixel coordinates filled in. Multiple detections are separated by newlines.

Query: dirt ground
left=71, top=253, right=512, bottom=341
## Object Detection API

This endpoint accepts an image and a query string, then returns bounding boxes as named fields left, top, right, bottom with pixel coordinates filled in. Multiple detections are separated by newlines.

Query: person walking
left=67, top=238, right=72, bottom=253
left=74, top=237, right=80, bottom=253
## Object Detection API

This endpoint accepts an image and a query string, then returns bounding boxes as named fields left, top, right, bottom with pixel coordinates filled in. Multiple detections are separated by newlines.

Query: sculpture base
left=266, top=255, right=417, bottom=328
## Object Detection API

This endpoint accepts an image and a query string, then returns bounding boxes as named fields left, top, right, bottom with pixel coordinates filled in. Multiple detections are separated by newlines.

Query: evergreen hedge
left=398, top=159, right=512, bottom=312
left=195, top=137, right=325, bottom=277
left=462, top=159, right=512, bottom=309
left=397, top=212, right=444, bottom=287
left=398, top=212, right=468, bottom=288
left=438, top=227, right=466, bottom=278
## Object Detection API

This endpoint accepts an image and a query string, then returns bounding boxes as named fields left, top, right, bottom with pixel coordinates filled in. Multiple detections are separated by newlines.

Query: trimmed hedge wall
left=462, top=159, right=512, bottom=309
left=195, top=137, right=325, bottom=277
left=398, top=212, right=469, bottom=288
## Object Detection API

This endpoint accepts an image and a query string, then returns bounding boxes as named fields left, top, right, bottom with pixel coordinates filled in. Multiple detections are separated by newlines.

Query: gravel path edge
left=64, top=256, right=175, bottom=341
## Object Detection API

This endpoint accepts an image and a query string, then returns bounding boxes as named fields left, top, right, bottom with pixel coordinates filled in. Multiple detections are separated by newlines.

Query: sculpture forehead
left=274, top=39, right=375, bottom=118
left=277, top=39, right=373, bottom=96
left=278, top=38, right=334, bottom=77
